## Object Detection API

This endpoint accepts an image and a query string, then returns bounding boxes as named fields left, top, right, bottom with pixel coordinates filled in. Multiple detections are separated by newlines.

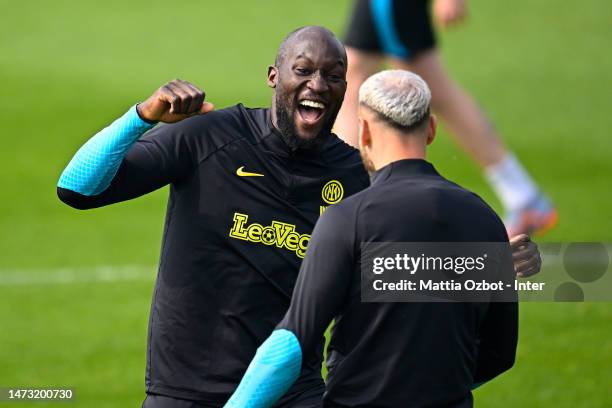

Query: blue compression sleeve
left=58, top=105, right=156, bottom=196
left=224, top=329, right=302, bottom=408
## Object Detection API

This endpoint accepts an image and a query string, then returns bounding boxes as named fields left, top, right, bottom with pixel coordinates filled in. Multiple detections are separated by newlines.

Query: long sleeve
left=474, top=242, right=519, bottom=384
left=224, top=204, right=356, bottom=407
left=58, top=105, right=156, bottom=196
left=224, top=330, right=303, bottom=408
left=473, top=302, right=518, bottom=384
left=57, top=106, right=206, bottom=209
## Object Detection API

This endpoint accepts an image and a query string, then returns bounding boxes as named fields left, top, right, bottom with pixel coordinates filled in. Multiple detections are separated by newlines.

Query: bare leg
left=391, top=49, right=555, bottom=234
left=390, top=49, right=506, bottom=167
left=335, top=47, right=384, bottom=148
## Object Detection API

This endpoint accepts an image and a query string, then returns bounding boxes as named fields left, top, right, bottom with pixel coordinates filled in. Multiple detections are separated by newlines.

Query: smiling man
left=57, top=26, right=539, bottom=408
left=58, top=26, right=369, bottom=408
left=270, top=29, right=347, bottom=150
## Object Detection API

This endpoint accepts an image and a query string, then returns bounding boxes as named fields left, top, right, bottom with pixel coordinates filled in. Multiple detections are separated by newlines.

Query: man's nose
left=307, top=72, right=329, bottom=93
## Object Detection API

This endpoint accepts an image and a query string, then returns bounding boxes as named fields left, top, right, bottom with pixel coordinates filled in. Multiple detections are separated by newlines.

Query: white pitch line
left=0, top=265, right=156, bottom=286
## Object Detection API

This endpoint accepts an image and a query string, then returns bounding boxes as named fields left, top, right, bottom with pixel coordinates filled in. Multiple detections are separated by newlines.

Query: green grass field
left=1, top=0, right=611, bottom=406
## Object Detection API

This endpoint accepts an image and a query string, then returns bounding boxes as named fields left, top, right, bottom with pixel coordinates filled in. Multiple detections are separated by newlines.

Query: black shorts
left=344, top=0, right=436, bottom=59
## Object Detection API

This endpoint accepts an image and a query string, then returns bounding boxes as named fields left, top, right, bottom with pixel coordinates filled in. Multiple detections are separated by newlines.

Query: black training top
left=277, top=159, right=518, bottom=408
left=57, top=104, right=370, bottom=405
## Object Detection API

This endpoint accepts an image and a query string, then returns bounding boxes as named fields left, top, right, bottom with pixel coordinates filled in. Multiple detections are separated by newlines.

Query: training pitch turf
left=0, top=0, right=611, bottom=406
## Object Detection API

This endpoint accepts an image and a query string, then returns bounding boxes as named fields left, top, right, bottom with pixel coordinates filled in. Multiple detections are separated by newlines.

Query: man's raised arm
left=57, top=79, right=213, bottom=209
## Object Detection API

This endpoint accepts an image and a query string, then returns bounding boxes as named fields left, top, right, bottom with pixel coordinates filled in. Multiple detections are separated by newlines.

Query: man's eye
left=296, top=68, right=312, bottom=75
left=328, top=74, right=344, bottom=82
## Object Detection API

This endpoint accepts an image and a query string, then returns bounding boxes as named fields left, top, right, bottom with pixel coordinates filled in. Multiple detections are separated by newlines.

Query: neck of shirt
left=370, top=159, right=440, bottom=186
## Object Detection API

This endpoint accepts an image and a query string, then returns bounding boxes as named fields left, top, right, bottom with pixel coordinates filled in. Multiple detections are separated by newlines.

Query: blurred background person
left=335, top=0, right=557, bottom=236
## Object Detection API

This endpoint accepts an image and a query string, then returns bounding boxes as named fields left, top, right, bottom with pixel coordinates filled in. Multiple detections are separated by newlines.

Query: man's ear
left=426, top=114, right=437, bottom=145
left=358, top=116, right=372, bottom=152
left=267, top=65, right=278, bottom=88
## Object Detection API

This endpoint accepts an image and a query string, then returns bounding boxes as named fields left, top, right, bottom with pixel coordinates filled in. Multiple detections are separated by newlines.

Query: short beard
left=275, top=93, right=335, bottom=151
left=360, top=148, right=376, bottom=174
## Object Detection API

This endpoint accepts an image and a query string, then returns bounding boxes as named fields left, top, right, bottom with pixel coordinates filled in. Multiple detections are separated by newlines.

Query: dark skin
left=267, top=27, right=347, bottom=144
left=137, top=78, right=214, bottom=123
left=511, top=234, right=541, bottom=278
left=133, top=26, right=541, bottom=278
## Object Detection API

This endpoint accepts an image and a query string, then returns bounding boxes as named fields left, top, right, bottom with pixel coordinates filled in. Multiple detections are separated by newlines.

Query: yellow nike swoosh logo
left=236, top=166, right=264, bottom=177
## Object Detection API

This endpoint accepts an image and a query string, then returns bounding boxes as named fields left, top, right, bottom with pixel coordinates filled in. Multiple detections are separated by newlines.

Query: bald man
left=57, top=27, right=538, bottom=407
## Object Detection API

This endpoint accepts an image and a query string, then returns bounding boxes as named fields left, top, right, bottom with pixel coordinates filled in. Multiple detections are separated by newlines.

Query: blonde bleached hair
left=359, top=69, right=431, bottom=129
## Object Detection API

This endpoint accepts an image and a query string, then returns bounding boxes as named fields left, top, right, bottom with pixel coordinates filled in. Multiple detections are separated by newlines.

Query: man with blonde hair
left=226, top=70, right=518, bottom=408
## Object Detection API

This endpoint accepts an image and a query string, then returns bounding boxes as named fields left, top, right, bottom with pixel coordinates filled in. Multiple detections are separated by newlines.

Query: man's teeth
left=299, top=100, right=325, bottom=109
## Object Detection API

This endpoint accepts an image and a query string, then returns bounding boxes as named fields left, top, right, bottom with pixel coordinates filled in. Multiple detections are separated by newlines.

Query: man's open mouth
left=297, top=99, right=326, bottom=126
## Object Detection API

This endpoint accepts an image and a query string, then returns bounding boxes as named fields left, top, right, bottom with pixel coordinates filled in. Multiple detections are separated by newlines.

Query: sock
left=485, top=154, right=539, bottom=212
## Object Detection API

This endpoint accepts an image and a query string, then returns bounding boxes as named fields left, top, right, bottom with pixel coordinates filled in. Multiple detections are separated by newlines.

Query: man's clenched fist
left=510, top=234, right=542, bottom=278
left=137, top=79, right=214, bottom=123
